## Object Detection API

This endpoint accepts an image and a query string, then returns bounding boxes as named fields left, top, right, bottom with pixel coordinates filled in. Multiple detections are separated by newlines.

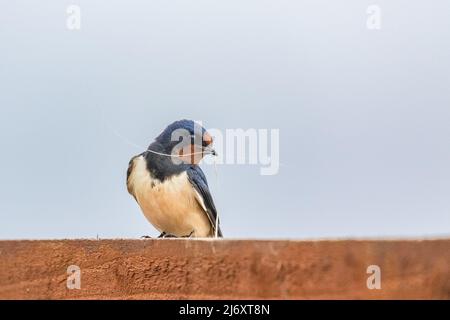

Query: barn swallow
left=127, top=120, right=223, bottom=238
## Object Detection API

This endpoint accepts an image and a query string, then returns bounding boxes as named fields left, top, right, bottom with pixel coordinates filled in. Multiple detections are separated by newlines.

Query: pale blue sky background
left=1, top=1, right=449, bottom=239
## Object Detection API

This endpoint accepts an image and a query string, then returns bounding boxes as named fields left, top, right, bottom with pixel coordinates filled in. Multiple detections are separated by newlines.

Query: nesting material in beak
left=203, top=145, right=217, bottom=156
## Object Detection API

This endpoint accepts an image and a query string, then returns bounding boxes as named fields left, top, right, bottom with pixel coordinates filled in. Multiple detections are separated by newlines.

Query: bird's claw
left=158, top=231, right=194, bottom=238
left=182, top=230, right=195, bottom=238
left=158, top=232, right=177, bottom=238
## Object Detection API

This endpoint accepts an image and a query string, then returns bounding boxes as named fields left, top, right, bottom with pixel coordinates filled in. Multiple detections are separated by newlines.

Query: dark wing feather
left=187, top=166, right=223, bottom=237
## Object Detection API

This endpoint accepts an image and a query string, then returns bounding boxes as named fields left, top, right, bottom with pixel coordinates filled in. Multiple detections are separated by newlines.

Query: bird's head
left=154, top=119, right=216, bottom=164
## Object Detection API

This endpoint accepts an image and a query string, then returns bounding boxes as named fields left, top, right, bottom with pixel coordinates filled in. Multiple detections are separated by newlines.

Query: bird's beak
left=202, top=132, right=216, bottom=156
left=203, top=145, right=217, bottom=156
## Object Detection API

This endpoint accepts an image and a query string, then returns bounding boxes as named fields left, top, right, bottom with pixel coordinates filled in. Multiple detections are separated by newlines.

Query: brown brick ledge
left=0, top=239, right=448, bottom=299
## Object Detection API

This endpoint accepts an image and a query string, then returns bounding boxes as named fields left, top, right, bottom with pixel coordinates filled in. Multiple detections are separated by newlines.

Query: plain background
left=1, top=1, right=449, bottom=239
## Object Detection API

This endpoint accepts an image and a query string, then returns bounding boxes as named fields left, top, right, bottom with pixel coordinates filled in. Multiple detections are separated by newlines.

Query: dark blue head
left=153, top=120, right=215, bottom=163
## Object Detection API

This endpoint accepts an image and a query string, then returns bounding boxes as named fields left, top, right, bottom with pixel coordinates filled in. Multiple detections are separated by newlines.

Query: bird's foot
left=158, top=232, right=177, bottom=238
left=140, top=235, right=152, bottom=239
left=182, top=230, right=195, bottom=238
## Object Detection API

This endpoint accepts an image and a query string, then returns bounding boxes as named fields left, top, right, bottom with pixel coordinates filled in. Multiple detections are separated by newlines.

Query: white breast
left=127, top=156, right=212, bottom=237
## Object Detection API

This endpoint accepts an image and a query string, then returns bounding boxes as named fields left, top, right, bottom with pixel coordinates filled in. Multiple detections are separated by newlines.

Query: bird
left=126, top=119, right=223, bottom=238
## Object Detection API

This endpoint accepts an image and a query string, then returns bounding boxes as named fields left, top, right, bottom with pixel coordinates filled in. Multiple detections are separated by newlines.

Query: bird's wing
left=126, top=155, right=139, bottom=201
left=187, top=166, right=223, bottom=237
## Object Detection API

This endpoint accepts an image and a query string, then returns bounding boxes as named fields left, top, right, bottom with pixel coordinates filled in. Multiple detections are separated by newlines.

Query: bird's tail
left=216, top=226, right=223, bottom=238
